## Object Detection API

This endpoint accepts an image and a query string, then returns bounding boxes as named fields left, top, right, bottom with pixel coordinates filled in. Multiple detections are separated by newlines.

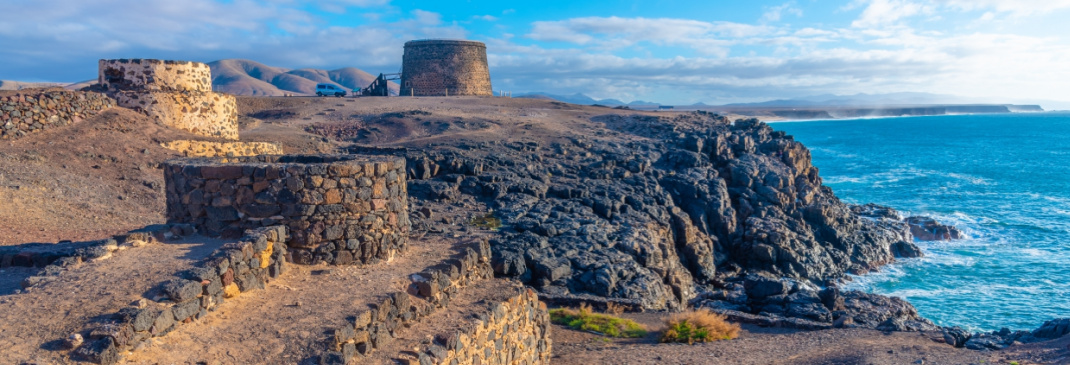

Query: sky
left=2, top=0, right=1070, bottom=106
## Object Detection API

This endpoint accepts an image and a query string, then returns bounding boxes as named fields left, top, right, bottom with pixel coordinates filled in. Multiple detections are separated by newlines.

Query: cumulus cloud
left=2, top=0, right=1069, bottom=105
left=851, top=0, right=934, bottom=28
left=526, top=16, right=775, bottom=56
left=0, top=0, right=462, bottom=81
left=762, top=2, right=804, bottom=22
left=493, top=7, right=1070, bottom=104
left=935, top=0, right=1070, bottom=15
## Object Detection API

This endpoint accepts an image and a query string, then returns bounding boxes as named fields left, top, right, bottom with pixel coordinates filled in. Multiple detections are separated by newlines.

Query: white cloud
left=0, top=0, right=462, bottom=81
left=492, top=8, right=1070, bottom=104
left=851, top=0, right=934, bottom=28
left=762, top=2, right=804, bottom=22
left=527, top=16, right=774, bottom=55
left=2, top=0, right=1069, bottom=105
left=936, top=0, right=1070, bottom=15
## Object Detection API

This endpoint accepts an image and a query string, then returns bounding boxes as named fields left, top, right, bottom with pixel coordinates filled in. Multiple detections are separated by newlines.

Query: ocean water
left=771, top=113, right=1070, bottom=332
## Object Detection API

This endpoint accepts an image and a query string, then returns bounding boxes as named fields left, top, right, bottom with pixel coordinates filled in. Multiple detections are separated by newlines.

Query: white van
left=315, top=83, right=347, bottom=97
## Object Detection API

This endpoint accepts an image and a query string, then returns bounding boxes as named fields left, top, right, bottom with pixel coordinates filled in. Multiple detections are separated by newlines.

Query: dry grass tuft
left=660, top=309, right=740, bottom=344
left=605, top=302, right=627, bottom=316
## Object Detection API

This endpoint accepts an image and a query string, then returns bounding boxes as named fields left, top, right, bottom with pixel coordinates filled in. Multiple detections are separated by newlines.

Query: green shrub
left=660, top=309, right=740, bottom=344
left=550, top=304, right=647, bottom=338
left=469, top=211, right=501, bottom=231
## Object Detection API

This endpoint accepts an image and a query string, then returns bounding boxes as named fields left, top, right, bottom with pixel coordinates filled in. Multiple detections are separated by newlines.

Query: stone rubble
left=0, top=89, right=114, bottom=139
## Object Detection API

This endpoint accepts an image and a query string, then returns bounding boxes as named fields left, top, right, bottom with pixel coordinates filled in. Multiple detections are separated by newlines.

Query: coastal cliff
left=399, top=111, right=935, bottom=330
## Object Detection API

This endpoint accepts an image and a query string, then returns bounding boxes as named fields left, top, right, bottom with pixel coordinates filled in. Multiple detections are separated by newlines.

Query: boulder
left=905, top=216, right=964, bottom=241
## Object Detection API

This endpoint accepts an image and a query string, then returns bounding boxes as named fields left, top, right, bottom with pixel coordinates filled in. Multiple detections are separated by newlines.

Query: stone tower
left=99, top=59, right=238, bottom=140
left=400, top=40, right=492, bottom=97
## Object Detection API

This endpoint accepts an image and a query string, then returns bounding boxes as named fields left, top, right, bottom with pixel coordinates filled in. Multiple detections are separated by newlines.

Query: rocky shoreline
left=365, top=110, right=1068, bottom=352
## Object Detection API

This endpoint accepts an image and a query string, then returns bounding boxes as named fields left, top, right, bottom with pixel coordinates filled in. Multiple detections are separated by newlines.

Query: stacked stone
left=400, top=40, right=492, bottom=97
left=0, top=90, right=114, bottom=139
left=417, top=289, right=552, bottom=365
left=160, top=140, right=283, bottom=158
left=163, top=154, right=409, bottom=265
left=99, top=59, right=238, bottom=140
left=323, top=240, right=493, bottom=364
left=0, top=225, right=185, bottom=291
left=409, top=239, right=493, bottom=308
left=75, top=226, right=287, bottom=365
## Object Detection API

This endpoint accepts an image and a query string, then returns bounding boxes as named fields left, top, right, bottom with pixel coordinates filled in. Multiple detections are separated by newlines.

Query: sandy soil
left=0, top=236, right=226, bottom=364
left=550, top=311, right=1070, bottom=365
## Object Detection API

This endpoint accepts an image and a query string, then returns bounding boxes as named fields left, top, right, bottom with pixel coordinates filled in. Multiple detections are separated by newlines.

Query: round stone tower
left=400, top=40, right=492, bottom=97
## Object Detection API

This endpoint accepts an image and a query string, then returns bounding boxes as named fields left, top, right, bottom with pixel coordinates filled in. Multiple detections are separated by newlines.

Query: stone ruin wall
left=322, top=239, right=552, bottom=365
left=73, top=226, right=288, bottom=364
left=0, top=89, right=114, bottom=139
left=415, top=288, right=552, bottom=365
left=163, top=154, right=409, bottom=266
left=98, top=59, right=212, bottom=93
left=400, top=40, right=492, bottom=97
left=160, top=140, right=283, bottom=158
left=110, top=91, right=237, bottom=139
left=99, top=59, right=238, bottom=140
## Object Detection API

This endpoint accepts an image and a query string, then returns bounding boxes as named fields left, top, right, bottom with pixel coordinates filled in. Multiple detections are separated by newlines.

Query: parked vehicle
left=315, top=83, right=347, bottom=97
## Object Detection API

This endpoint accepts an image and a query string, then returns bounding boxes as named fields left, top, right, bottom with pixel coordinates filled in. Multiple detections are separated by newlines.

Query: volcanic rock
left=905, top=216, right=964, bottom=241
left=398, top=112, right=932, bottom=322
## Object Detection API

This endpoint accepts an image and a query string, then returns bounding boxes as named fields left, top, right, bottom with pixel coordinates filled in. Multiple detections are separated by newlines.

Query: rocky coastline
left=375, top=110, right=1067, bottom=350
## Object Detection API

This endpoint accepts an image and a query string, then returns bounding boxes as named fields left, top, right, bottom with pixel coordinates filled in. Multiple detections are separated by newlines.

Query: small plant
left=605, top=302, right=627, bottom=316
left=660, top=309, right=740, bottom=344
left=550, top=303, right=647, bottom=338
left=468, top=211, right=502, bottom=231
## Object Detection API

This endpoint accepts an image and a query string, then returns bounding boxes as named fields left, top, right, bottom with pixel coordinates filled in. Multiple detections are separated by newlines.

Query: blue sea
left=771, top=112, right=1070, bottom=332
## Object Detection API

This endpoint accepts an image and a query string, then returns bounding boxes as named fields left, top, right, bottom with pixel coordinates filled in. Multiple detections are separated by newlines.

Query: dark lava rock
left=395, top=112, right=932, bottom=322
left=1031, top=318, right=1070, bottom=339
left=744, top=273, right=789, bottom=299
left=891, top=240, right=924, bottom=258
left=905, top=216, right=964, bottom=241
left=942, top=326, right=971, bottom=348
left=959, top=318, right=1070, bottom=351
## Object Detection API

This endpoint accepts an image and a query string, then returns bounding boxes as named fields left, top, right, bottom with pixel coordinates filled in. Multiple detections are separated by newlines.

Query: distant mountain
left=207, top=59, right=399, bottom=96
left=724, top=92, right=1009, bottom=107
left=515, top=92, right=657, bottom=106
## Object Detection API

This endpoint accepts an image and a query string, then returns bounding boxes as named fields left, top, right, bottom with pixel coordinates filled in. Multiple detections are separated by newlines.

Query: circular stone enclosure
left=400, top=39, right=492, bottom=97
left=164, top=155, right=409, bottom=265
left=98, top=59, right=212, bottom=93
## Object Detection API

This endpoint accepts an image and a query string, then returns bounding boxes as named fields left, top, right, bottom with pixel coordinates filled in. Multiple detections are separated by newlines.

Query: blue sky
left=2, top=0, right=1070, bottom=106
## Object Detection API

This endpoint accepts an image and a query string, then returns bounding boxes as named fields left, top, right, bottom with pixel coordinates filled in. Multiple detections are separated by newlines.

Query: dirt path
left=549, top=312, right=1062, bottom=365
left=122, top=235, right=474, bottom=364
left=0, top=237, right=226, bottom=364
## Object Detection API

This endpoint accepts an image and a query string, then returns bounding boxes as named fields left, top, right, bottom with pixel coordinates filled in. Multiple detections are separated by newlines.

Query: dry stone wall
left=0, top=224, right=186, bottom=291
left=400, top=40, right=492, bottom=97
left=74, top=226, right=288, bottom=365
left=111, top=90, right=237, bottom=139
left=98, top=59, right=212, bottom=93
left=99, top=59, right=238, bottom=140
left=417, top=289, right=552, bottom=365
left=0, top=89, right=114, bottom=139
left=322, top=239, right=498, bottom=364
left=163, top=154, right=409, bottom=265
left=161, top=140, right=282, bottom=157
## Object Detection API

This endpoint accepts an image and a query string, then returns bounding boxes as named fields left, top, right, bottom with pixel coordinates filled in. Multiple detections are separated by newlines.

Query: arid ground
left=1, top=94, right=1067, bottom=364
